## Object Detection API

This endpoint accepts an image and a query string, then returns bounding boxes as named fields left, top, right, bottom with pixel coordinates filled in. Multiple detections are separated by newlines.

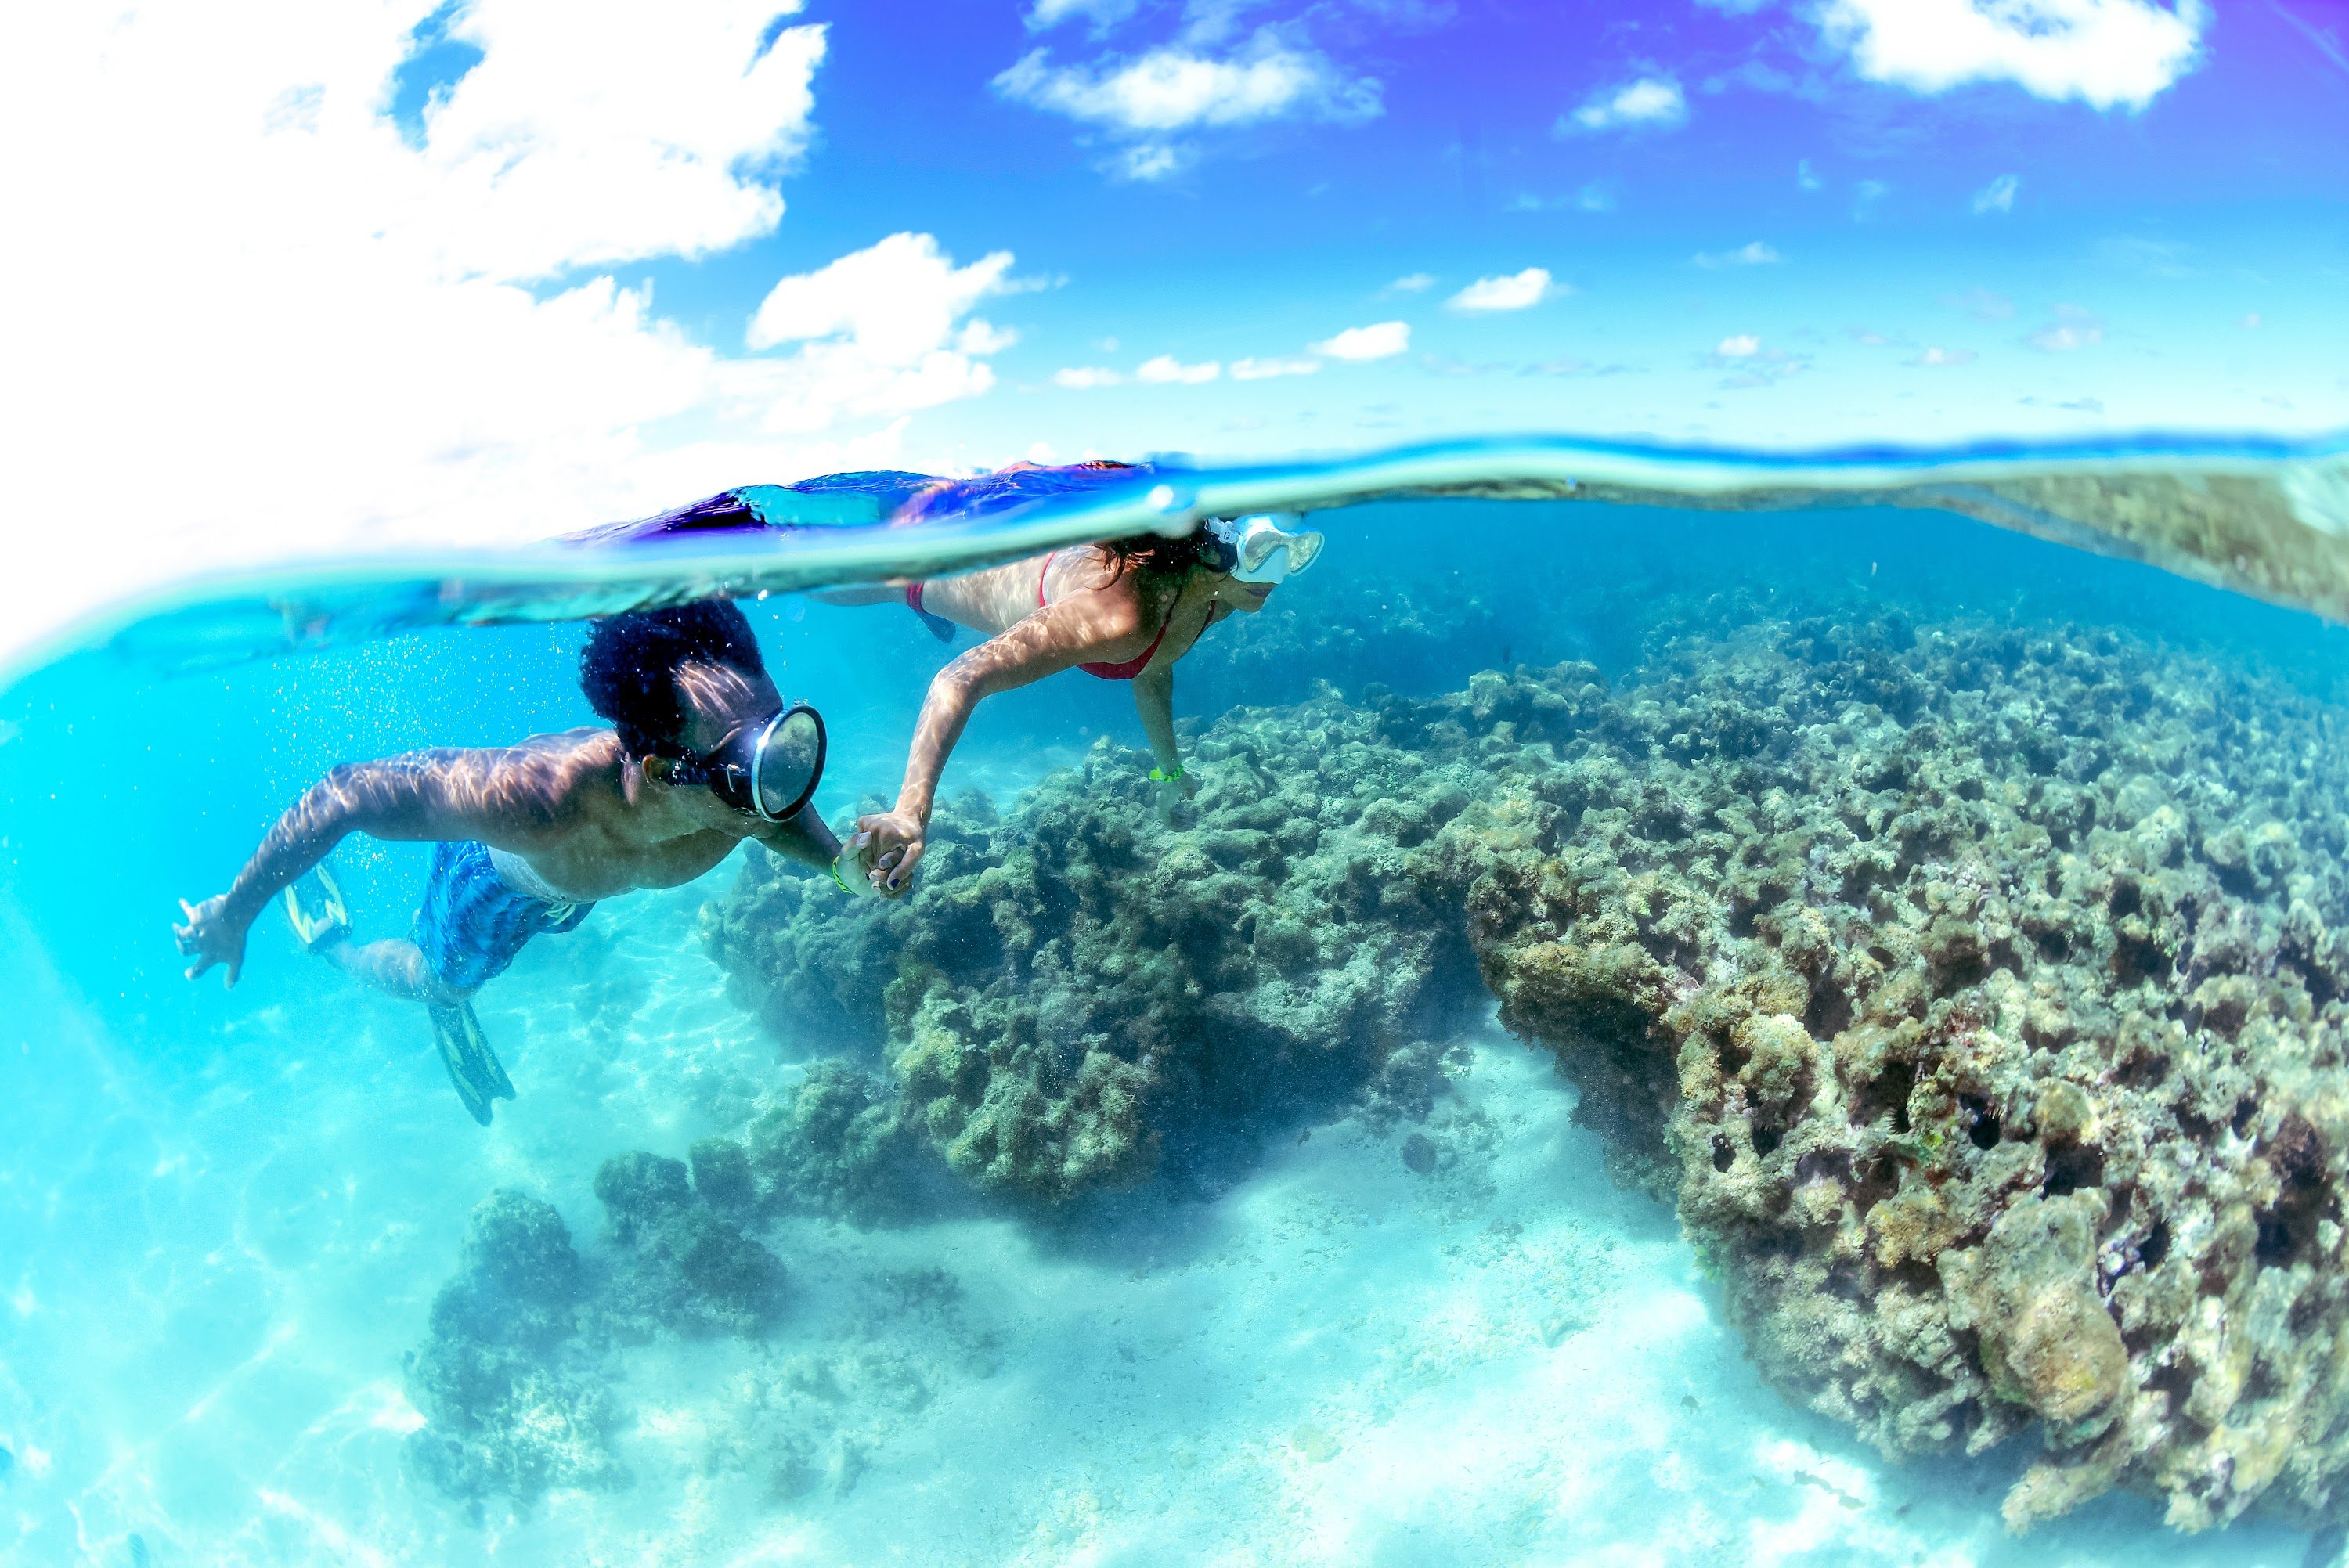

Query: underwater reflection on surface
left=2, top=499, right=2345, bottom=1566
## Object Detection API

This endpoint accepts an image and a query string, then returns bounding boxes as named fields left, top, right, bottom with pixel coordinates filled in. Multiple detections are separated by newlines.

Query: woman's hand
left=852, top=810, right=926, bottom=897
left=174, top=894, right=251, bottom=986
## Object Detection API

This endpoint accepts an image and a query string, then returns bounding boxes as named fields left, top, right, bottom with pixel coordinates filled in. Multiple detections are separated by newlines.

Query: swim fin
left=915, top=607, right=957, bottom=643
left=283, top=865, right=352, bottom=952
left=428, top=1000, right=515, bottom=1126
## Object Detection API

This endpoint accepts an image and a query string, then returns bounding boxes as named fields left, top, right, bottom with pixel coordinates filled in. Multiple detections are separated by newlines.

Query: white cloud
left=1230, top=356, right=1320, bottom=380
left=1113, top=143, right=1187, bottom=180
left=413, top=0, right=826, bottom=278
left=1311, top=321, right=1412, bottom=361
left=1135, top=355, right=1222, bottom=384
left=1694, top=241, right=1783, bottom=268
left=1387, top=272, right=1439, bottom=294
left=1972, top=173, right=2020, bottom=214
left=2242, top=312, right=2264, bottom=330
left=995, top=32, right=1381, bottom=134
left=1054, top=366, right=1125, bottom=389
left=1709, top=336, right=1810, bottom=386
left=746, top=232, right=1018, bottom=430
left=1446, top=269, right=1555, bottom=312
left=2026, top=304, right=2106, bottom=351
left=1798, top=159, right=1823, bottom=191
left=0, top=0, right=1038, bottom=676
left=1907, top=346, right=1979, bottom=366
left=1562, top=77, right=1687, bottom=133
left=1027, top=0, right=1139, bottom=31
left=1820, top=0, right=2206, bottom=110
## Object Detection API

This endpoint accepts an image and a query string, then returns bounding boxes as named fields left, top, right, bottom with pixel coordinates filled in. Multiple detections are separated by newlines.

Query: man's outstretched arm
left=174, top=744, right=583, bottom=985
left=752, top=800, right=846, bottom=876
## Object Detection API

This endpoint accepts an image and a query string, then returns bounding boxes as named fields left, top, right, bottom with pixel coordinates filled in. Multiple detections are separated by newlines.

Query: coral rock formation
left=713, top=600, right=2349, bottom=1532
left=1460, top=611, right=2349, bottom=1532
left=704, top=696, right=1485, bottom=1204
left=405, top=1159, right=792, bottom=1509
left=403, top=1190, right=626, bottom=1509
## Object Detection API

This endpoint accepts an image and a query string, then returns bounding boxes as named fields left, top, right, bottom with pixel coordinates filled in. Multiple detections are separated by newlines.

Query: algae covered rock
left=405, top=1166, right=796, bottom=1512
left=1460, top=608, right=2349, bottom=1531
left=707, top=599, right=2349, bottom=1532
left=705, top=684, right=1499, bottom=1203
left=1943, top=1191, right=2130, bottom=1445
left=402, top=1190, right=626, bottom=1509
left=742, top=1059, right=938, bottom=1224
left=594, top=1151, right=788, bottom=1337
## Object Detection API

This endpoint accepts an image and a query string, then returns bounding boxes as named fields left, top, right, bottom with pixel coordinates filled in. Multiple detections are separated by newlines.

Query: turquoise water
left=8, top=448, right=2349, bottom=1564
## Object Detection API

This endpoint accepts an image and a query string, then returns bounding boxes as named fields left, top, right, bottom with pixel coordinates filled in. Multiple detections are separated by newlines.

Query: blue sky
left=3, top=0, right=2347, bottom=654
left=623, top=0, right=2349, bottom=465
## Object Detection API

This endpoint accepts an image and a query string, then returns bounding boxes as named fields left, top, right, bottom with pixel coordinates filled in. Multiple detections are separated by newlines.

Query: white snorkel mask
left=1203, top=512, right=1325, bottom=586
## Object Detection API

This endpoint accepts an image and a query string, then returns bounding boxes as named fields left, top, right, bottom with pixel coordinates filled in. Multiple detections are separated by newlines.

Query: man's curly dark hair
left=578, top=600, right=765, bottom=759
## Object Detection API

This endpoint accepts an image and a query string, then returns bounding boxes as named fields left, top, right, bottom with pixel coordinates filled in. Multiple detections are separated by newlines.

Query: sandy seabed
left=0, top=875, right=2323, bottom=1568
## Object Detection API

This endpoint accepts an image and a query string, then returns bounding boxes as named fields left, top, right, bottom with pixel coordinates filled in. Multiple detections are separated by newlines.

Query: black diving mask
left=662, top=703, right=827, bottom=822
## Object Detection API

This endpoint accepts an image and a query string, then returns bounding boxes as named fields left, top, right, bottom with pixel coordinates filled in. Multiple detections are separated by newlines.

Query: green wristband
left=1149, top=766, right=1185, bottom=783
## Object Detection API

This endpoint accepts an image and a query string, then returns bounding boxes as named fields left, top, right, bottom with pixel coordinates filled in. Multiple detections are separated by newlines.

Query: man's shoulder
left=530, top=726, right=624, bottom=770
left=485, top=729, right=626, bottom=805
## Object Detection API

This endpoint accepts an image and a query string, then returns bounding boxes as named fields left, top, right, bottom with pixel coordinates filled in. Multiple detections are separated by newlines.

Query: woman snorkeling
left=833, top=506, right=1324, bottom=896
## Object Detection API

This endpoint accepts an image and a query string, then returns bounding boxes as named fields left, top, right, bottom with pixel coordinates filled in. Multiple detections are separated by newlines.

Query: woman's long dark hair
left=1098, top=528, right=1221, bottom=582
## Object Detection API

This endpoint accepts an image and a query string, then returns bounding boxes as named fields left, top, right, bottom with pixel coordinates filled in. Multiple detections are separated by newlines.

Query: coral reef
left=402, top=1190, right=626, bottom=1509
left=404, top=1158, right=790, bottom=1509
left=1458, top=608, right=2349, bottom=1532
left=738, top=1061, right=942, bottom=1224
left=402, top=1184, right=1006, bottom=1518
left=594, top=1150, right=789, bottom=1338
left=713, top=598, right=2349, bottom=1531
left=705, top=700, right=1486, bottom=1203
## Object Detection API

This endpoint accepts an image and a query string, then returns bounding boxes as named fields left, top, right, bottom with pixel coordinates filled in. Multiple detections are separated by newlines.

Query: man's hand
left=852, top=810, right=926, bottom=898
left=175, top=894, right=251, bottom=986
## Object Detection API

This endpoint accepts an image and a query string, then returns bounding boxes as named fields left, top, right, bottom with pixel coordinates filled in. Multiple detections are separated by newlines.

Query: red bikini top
left=1040, top=554, right=1175, bottom=680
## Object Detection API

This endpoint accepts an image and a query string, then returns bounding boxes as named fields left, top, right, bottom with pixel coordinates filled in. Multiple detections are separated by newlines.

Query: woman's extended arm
left=854, top=593, right=1141, bottom=893
left=1133, top=662, right=1180, bottom=773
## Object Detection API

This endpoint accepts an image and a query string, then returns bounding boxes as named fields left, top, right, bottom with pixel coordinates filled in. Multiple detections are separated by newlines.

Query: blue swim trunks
left=413, top=840, right=594, bottom=993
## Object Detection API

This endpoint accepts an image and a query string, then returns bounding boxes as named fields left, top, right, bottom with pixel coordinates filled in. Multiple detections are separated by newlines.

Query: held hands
left=850, top=809, right=926, bottom=898
left=174, top=894, right=250, bottom=986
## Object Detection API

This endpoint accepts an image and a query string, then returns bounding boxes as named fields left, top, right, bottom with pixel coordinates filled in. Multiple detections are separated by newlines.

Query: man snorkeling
left=172, top=601, right=841, bottom=1125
